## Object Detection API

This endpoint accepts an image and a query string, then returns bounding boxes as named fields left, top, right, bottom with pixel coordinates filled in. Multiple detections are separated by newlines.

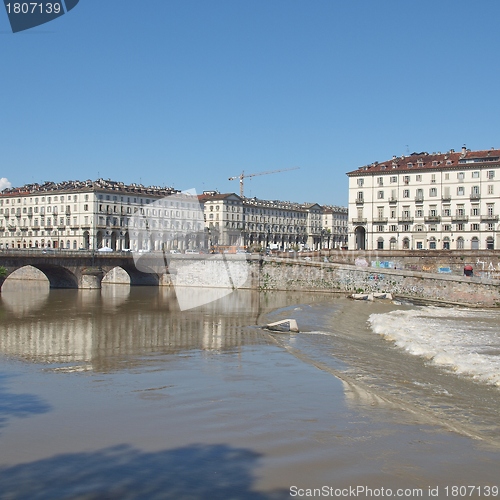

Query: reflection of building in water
left=0, top=289, right=264, bottom=372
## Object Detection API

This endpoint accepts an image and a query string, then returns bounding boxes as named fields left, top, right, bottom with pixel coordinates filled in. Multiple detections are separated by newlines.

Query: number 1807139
left=5, top=3, right=61, bottom=14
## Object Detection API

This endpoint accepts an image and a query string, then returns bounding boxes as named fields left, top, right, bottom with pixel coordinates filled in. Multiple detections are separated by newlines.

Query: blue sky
left=1, top=0, right=500, bottom=205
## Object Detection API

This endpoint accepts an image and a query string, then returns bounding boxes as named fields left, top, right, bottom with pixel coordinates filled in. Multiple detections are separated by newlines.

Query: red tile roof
left=346, top=148, right=500, bottom=176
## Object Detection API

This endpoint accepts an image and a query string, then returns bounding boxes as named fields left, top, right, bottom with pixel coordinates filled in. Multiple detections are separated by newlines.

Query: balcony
left=355, top=198, right=364, bottom=205
left=398, top=217, right=414, bottom=224
left=351, top=218, right=367, bottom=224
left=373, top=217, right=388, bottom=224
left=414, top=196, right=424, bottom=204
left=388, top=197, right=398, bottom=204
left=424, top=216, right=441, bottom=223
left=451, top=215, right=469, bottom=223
left=470, top=193, right=481, bottom=200
left=480, top=215, right=499, bottom=222
left=441, top=195, right=451, bottom=202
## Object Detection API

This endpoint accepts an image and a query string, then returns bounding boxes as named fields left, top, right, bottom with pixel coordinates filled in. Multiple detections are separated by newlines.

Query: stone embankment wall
left=257, top=259, right=500, bottom=307
left=320, top=249, right=500, bottom=280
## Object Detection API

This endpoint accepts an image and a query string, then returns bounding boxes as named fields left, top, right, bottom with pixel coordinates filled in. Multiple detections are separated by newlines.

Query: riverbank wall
left=254, top=258, right=500, bottom=307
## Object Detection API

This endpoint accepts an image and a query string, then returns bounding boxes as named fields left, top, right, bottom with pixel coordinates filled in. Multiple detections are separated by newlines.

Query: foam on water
left=368, top=307, right=500, bottom=387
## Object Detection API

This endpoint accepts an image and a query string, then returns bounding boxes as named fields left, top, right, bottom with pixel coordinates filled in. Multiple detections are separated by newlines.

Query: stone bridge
left=0, top=249, right=165, bottom=290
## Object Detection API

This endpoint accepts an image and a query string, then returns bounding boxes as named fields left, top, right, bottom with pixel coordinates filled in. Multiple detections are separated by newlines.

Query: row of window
left=375, top=236, right=494, bottom=250
left=373, top=223, right=496, bottom=232
left=357, top=185, right=494, bottom=200
left=357, top=170, right=496, bottom=186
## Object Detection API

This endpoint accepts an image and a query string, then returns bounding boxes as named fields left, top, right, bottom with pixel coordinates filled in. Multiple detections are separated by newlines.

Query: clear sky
left=1, top=0, right=500, bottom=206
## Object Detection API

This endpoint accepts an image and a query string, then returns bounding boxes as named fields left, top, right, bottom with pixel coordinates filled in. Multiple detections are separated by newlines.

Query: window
left=357, top=178, right=364, bottom=186
left=429, top=239, right=436, bottom=249
left=429, top=206, right=437, bottom=217
left=472, top=171, right=479, bottom=178
left=377, top=238, right=384, bottom=250
left=443, top=207, right=451, bottom=217
left=443, top=224, right=451, bottom=231
left=377, top=191, right=384, bottom=199
left=487, top=237, right=494, bottom=250
left=487, top=170, right=495, bottom=179
left=445, top=173, right=450, bottom=180
left=488, top=185, right=494, bottom=195
left=390, top=176, right=397, bottom=183
left=377, top=177, right=383, bottom=185
left=403, top=189, right=410, bottom=198
left=389, top=225, right=398, bottom=232
left=471, top=206, right=479, bottom=216
left=487, top=223, right=494, bottom=231
left=487, top=204, right=494, bottom=216
left=457, top=186, right=465, bottom=196
left=457, top=237, right=464, bottom=249
left=357, top=192, right=363, bottom=201
left=431, top=174, right=436, bottom=183
left=377, top=225, right=384, bottom=232
left=458, top=172, right=465, bottom=181
left=429, top=187, right=437, bottom=197
left=403, top=175, right=410, bottom=184
left=416, top=175, right=422, bottom=182
left=416, top=241, right=423, bottom=249
left=416, top=209, right=423, bottom=217
left=471, top=223, right=480, bottom=231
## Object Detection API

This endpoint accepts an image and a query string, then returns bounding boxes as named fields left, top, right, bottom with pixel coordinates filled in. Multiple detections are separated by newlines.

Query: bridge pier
left=79, top=268, right=105, bottom=289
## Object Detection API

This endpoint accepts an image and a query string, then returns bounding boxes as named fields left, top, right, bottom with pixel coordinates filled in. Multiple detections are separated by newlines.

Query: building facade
left=199, top=192, right=333, bottom=250
left=322, top=205, right=348, bottom=249
left=0, top=179, right=180, bottom=251
left=1, top=180, right=346, bottom=252
left=347, top=146, right=500, bottom=251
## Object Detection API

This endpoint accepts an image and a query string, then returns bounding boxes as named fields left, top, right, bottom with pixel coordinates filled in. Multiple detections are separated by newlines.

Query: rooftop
left=1, top=179, right=178, bottom=197
left=346, top=146, right=500, bottom=176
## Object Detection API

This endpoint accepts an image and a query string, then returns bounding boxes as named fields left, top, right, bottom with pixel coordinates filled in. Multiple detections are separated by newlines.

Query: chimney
left=462, top=145, right=467, bottom=156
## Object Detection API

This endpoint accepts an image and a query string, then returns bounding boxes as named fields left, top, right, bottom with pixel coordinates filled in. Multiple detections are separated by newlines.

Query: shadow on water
left=0, top=444, right=289, bottom=500
left=0, top=374, right=51, bottom=432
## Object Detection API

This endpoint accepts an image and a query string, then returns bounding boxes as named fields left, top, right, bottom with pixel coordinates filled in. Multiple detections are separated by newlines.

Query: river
left=0, top=281, right=499, bottom=499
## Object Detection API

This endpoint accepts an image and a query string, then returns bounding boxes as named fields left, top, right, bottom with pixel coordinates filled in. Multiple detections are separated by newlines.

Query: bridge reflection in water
left=0, top=283, right=305, bottom=372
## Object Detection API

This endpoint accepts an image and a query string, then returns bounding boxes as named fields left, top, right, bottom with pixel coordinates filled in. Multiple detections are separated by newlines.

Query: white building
left=0, top=179, right=179, bottom=251
left=1, top=179, right=347, bottom=252
left=322, top=205, right=348, bottom=249
left=347, top=146, right=500, bottom=251
left=199, top=192, right=332, bottom=250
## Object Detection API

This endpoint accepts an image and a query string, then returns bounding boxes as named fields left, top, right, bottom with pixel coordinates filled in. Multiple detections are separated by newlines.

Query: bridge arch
left=30, top=263, right=79, bottom=289
left=102, top=266, right=131, bottom=285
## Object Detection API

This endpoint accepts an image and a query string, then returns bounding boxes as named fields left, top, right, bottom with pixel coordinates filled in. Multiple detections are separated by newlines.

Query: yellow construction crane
left=228, top=167, right=300, bottom=197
